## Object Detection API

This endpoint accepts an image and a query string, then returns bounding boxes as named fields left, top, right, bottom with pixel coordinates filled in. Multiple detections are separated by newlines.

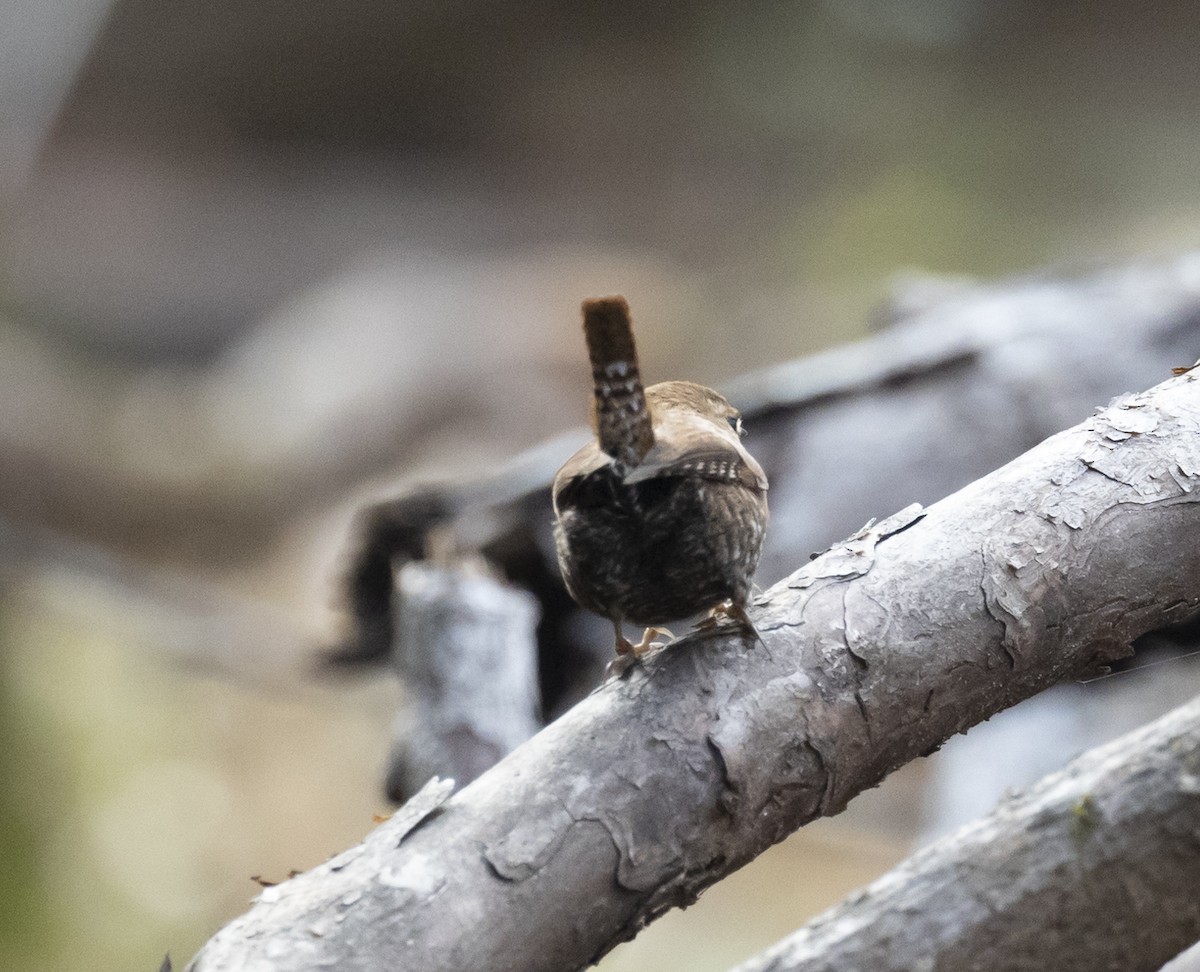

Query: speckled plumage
left=552, top=297, right=769, bottom=659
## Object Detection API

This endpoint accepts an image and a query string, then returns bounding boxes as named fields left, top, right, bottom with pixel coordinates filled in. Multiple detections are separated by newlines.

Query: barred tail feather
left=582, top=296, right=654, bottom=470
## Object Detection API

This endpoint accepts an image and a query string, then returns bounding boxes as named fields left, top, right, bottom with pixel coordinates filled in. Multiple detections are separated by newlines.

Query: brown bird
left=552, top=296, right=769, bottom=671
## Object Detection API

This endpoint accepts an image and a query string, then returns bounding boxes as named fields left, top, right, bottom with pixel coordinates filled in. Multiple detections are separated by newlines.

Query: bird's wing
left=623, top=442, right=767, bottom=491
left=554, top=415, right=769, bottom=506
left=551, top=442, right=614, bottom=512
left=623, top=413, right=768, bottom=491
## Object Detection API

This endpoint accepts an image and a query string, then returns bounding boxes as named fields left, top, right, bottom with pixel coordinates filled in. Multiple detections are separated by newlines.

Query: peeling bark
left=728, top=694, right=1200, bottom=972
left=189, top=370, right=1200, bottom=972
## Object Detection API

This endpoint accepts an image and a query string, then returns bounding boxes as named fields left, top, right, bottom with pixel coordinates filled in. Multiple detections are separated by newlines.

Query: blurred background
left=3, top=1, right=1200, bottom=970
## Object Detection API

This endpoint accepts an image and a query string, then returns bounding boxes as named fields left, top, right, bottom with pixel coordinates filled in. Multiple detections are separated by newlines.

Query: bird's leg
left=606, top=622, right=675, bottom=679
left=612, top=619, right=636, bottom=656
left=606, top=620, right=641, bottom=677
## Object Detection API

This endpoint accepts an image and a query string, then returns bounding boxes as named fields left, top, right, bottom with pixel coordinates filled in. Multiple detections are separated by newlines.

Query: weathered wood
left=729, top=693, right=1200, bottom=972
left=385, top=562, right=541, bottom=802
left=188, top=369, right=1200, bottom=972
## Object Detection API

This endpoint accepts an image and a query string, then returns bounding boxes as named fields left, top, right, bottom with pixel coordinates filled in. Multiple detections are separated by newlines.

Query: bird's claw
left=633, top=626, right=674, bottom=654
left=694, top=601, right=762, bottom=645
left=606, top=626, right=676, bottom=679
left=605, top=653, right=641, bottom=679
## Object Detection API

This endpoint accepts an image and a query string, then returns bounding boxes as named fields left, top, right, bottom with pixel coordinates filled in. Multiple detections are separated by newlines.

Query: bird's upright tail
left=582, top=296, right=654, bottom=471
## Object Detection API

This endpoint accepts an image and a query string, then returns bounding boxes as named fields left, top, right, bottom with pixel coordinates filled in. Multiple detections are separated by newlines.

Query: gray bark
left=729, top=693, right=1200, bottom=972
left=385, top=562, right=542, bottom=802
left=188, top=369, right=1200, bottom=971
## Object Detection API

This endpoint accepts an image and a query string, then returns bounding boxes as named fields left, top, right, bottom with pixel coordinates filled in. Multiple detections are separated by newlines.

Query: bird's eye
left=728, top=415, right=745, bottom=437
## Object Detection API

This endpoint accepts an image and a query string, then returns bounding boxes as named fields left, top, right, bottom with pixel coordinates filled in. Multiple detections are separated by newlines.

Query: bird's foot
left=606, top=627, right=675, bottom=679
left=633, top=626, right=674, bottom=655
left=605, top=654, right=638, bottom=679
left=694, top=601, right=762, bottom=645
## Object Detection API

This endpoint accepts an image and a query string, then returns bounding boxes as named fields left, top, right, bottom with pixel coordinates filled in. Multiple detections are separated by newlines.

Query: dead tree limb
left=189, top=370, right=1200, bottom=972
left=385, top=562, right=541, bottom=801
left=729, top=693, right=1200, bottom=972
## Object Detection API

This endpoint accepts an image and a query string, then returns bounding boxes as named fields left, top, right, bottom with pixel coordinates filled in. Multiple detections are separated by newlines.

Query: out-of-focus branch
left=384, top=562, right=541, bottom=802
left=0, top=0, right=114, bottom=191
left=188, top=371, right=1200, bottom=971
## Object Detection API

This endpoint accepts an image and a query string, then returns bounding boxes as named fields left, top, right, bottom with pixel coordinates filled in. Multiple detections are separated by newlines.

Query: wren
left=552, top=296, right=769, bottom=671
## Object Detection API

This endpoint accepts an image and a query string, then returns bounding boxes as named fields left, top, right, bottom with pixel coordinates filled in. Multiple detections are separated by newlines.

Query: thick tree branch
left=729, top=692, right=1200, bottom=972
left=189, top=370, right=1200, bottom=972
